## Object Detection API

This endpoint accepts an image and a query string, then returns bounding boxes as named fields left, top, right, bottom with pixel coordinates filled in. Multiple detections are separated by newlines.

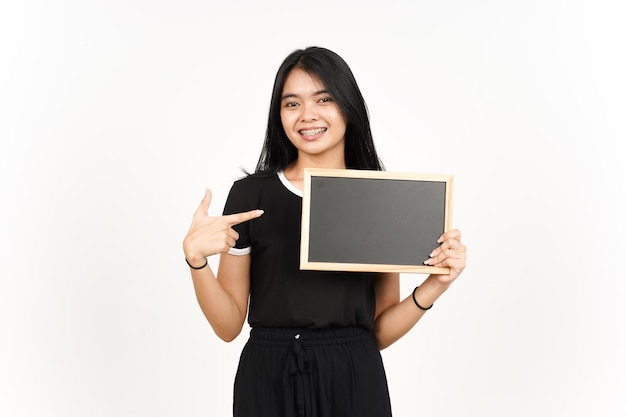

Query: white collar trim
left=277, top=170, right=303, bottom=197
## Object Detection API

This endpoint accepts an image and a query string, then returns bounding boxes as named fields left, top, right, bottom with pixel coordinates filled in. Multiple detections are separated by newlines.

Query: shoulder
left=230, top=172, right=278, bottom=191
left=225, top=172, right=279, bottom=211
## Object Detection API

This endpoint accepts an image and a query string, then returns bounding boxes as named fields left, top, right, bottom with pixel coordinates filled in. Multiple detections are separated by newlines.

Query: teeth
left=300, top=128, right=326, bottom=136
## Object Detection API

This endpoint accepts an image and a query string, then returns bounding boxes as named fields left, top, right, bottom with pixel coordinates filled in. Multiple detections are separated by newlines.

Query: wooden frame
left=300, top=168, right=453, bottom=274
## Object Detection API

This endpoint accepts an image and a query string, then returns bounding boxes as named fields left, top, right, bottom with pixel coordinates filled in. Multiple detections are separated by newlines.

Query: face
left=280, top=68, right=348, bottom=165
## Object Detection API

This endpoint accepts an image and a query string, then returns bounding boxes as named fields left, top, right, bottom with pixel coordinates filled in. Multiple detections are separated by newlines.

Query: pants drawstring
left=283, top=334, right=312, bottom=417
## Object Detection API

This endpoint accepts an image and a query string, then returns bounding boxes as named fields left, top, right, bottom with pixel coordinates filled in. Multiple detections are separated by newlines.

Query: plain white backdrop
left=1, top=1, right=625, bottom=416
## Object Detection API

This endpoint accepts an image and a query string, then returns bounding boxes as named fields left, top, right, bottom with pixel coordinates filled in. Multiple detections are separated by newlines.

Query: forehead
left=282, top=68, right=326, bottom=94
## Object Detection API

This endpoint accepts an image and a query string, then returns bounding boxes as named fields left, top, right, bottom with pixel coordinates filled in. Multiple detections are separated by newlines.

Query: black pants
left=233, top=327, right=393, bottom=417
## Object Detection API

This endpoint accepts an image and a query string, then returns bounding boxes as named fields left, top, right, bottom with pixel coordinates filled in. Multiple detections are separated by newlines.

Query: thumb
left=194, top=188, right=212, bottom=216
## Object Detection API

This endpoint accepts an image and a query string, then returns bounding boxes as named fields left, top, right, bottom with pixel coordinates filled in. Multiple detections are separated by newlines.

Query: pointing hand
left=183, top=188, right=264, bottom=264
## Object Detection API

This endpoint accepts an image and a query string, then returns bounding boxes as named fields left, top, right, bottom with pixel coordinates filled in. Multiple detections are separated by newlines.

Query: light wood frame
left=300, top=168, right=454, bottom=274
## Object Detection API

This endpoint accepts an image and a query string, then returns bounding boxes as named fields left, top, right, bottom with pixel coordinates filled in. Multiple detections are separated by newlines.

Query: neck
left=284, top=154, right=345, bottom=180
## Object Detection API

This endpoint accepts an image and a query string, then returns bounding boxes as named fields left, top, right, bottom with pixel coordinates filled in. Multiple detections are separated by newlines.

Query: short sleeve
left=223, top=180, right=252, bottom=255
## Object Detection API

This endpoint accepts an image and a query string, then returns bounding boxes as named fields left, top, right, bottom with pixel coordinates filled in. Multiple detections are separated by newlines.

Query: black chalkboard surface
left=300, top=168, right=453, bottom=274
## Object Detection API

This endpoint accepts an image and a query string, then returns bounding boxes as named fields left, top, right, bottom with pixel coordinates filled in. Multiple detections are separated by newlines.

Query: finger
left=426, top=254, right=459, bottom=269
left=224, top=209, right=264, bottom=226
left=436, top=238, right=464, bottom=254
left=430, top=258, right=464, bottom=282
left=215, top=234, right=239, bottom=253
left=424, top=247, right=464, bottom=266
left=428, top=239, right=456, bottom=259
left=225, top=236, right=237, bottom=249
left=194, top=188, right=212, bottom=217
left=424, top=250, right=448, bottom=266
left=227, top=228, right=240, bottom=242
left=437, top=229, right=461, bottom=243
left=432, top=257, right=466, bottom=275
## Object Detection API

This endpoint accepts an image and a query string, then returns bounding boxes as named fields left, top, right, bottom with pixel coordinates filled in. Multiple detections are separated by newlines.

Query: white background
left=1, top=1, right=625, bottom=416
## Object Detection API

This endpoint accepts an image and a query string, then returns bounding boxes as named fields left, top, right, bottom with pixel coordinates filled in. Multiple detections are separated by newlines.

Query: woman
left=183, top=46, right=467, bottom=417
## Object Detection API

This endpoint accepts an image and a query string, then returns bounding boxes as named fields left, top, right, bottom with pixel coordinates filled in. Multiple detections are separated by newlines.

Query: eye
left=284, top=101, right=298, bottom=108
left=319, top=97, right=333, bottom=103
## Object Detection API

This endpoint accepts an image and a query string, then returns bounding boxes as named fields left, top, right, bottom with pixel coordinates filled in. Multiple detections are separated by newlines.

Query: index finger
left=224, top=209, right=264, bottom=226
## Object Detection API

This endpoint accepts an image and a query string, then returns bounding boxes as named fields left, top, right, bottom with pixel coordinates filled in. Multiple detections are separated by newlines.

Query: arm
left=187, top=254, right=251, bottom=342
left=373, top=274, right=451, bottom=350
left=373, top=229, right=467, bottom=350
left=183, top=189, right=263, bottom=342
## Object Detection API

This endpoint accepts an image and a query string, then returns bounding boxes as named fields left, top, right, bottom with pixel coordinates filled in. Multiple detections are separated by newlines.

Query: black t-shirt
left=223, top=171, right=377, bottom=330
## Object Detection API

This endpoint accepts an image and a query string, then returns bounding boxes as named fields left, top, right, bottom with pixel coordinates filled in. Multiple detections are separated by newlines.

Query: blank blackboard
left=300, top=168, right=453, bottom=274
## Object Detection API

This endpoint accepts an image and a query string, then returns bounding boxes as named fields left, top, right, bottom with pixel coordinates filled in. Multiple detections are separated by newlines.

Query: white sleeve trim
left=228, top=246, right=251, bottom=256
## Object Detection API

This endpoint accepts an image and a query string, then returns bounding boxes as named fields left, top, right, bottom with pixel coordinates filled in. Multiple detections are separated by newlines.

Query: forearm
left=189, top=263, right=247, bottom=342
left=373, top=275, right=451, bottom=350
left=183, top=189, right=262, bottom=341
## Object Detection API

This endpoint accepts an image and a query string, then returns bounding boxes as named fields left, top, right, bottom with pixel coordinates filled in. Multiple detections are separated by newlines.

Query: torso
left=223, top=172, right=377, bottom=330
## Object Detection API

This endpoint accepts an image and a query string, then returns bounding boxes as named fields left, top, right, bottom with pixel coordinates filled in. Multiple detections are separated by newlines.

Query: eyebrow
left=281, top=89, right=330, bottom=101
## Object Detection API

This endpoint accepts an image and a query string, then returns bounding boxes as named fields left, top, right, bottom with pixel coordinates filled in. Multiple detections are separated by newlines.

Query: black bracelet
left=185, top=257, right=208, bottom=270
left=412, top=286, right=433, bottom=311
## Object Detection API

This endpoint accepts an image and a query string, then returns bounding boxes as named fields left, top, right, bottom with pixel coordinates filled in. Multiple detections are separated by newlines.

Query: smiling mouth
left=299, top=128, right=327, bottom=137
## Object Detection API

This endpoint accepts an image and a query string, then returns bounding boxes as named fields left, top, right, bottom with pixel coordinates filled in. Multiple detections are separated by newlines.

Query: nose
left=300, top=102, right=319, bottom=122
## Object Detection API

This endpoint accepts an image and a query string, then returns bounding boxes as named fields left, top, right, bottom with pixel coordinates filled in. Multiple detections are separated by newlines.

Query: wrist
left=425, top=274, right=452, bottom=292
left=411, top=276, right=450, bottom=310
left=412, top=286, right=433, bottom=311
left=184, top=255, right=208, bottom=269
left=182, top=244, right=206, bottom=265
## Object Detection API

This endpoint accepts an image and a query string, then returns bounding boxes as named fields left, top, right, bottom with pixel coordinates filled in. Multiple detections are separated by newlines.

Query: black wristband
left=412, top=286, right=433, bottom=311
left=185, top=257, right=208, bottom=270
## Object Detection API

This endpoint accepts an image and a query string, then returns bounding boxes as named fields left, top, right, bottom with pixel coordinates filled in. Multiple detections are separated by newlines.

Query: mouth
left=299, top=127, right=327, bottom=137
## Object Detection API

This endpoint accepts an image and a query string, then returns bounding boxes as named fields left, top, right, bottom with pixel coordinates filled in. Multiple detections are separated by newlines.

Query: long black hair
left=253, top=46, right=384, bottom=175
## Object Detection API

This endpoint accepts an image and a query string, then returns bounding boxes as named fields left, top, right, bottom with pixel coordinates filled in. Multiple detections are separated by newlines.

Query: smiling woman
left=182, top=46, right=467, bottom=417
left=279, top=69, right=348, bottom=173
